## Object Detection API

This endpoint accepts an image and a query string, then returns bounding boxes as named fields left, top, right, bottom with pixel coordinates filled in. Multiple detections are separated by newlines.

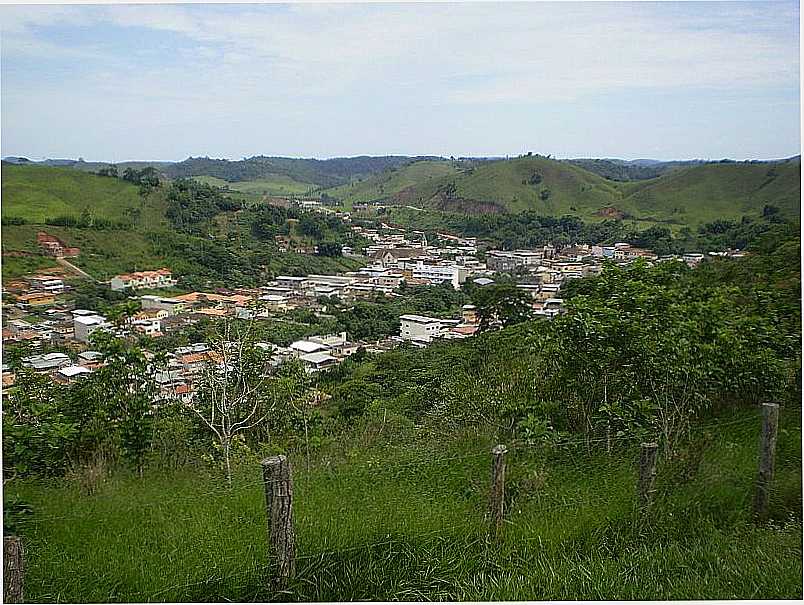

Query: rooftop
left=299, top=352, right=337, bottom=364
left=58, top=365, right=92, bottom=378
left=290, top=340, right=329, bottom=354
left=400, top=314, right=443, bottom=324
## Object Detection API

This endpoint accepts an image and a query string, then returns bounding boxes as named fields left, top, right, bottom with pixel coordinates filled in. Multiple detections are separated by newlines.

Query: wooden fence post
left=489, top=444, right=508, bottom=539
left=753, top=402, right=780, bottom=521
left=4, top=536, right=24, bottom=604
left=261, top=455, right=295, bottom=590
left=638, top=442, right=659, bottom=513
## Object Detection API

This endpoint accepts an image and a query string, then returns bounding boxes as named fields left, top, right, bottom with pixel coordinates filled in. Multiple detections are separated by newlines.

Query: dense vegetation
left=388, top=205, right=794, bottom=254
left=564, top=158, right=705, bottom=181
left=163, top=155, right=441, bottom=187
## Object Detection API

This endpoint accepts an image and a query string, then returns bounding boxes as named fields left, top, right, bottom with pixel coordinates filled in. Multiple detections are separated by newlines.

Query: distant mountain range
left=2, top=155, right=443, bottom=189
left=4, top=154, right=800, bottom=186
left=3, top=153, right=799, bottom=227
left=1, top=151, right=800, bottom=244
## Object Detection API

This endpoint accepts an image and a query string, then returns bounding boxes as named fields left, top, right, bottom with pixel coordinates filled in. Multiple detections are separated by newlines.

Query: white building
left=29, top=276, right=65, bottom=294
left=73, top=314, right=111, bottom=343
left=399, top=314, right=456, bottom=343
left=55, top=365, right=92, bottom=383
left=409, top=262, right=468, bottom=289
left=132, top=317, right=162, bottom=337
left=111, top=268, right=177, bottom=291
left=289, top=340, right=329, bottom=356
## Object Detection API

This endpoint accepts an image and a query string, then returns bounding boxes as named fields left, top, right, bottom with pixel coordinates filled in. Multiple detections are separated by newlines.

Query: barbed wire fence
left=4, top=402, right=801, bottom=602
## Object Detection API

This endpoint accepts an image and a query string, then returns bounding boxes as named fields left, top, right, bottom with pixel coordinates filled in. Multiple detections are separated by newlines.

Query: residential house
left=54, top=365, right=92, bottom=384
left=73, top=313, right=110, bottom=343
left=132, top=317, right=162, bottom=337
left=77, top=351, right=105, bottom=369
left=399, top=314, right=457, bottom=343
left=289, top=340, right=329, bottom=356
left=110, top=268, right=177, bottom=291
left=28, top=276, right=65, bottom=295
left=275, top=276, right=308, bottom=291
left=22, top=352, right=71, bottom=373
left=299, top=351, right=338, bottom=372
left=140, top=295, right=186, bottom=316
left=178, top=351, right=223, bottom=376
left=16, top=292, right=56, bottom=308
left=461, top=304, right=478, bottom=324
left=37, top=232, right=80, bottom=258
left=408, top=261, right=467, bottom=289
left=371, top=248, right=423, bottom=269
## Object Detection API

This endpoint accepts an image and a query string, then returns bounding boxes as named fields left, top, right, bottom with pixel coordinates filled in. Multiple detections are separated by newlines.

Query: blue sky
left=1, top=2, right=800, bottom=162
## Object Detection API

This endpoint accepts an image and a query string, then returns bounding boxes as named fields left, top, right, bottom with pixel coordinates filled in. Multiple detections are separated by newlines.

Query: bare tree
left=189, top=317, right=276, bottom=486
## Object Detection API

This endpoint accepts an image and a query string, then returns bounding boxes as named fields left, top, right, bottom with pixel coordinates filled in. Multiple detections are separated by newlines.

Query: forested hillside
left=163, top=155, right=440, bottom=187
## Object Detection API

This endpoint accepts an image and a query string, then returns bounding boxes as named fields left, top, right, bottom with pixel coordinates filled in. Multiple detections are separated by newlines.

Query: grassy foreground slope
left=6, top=405, right=801, bottom=602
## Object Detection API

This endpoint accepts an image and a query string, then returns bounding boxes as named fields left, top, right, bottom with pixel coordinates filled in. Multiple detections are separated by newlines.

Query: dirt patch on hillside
left=596, top=206, right=625, bottom=219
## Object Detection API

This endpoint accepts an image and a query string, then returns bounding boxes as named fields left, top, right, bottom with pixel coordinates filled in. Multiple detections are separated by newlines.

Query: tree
left=298, top=214, right=324, bottom=239
left=97, top=165, right=118, bottom=178
left=191, top=318, right=287, bottom=486
left=3, top=370, right=75, bottom=478
left=88, top=331, right=162, bottom=475
left=473, top=283, right=535, bottom=331
left=317, top=241, right=342, bottom=257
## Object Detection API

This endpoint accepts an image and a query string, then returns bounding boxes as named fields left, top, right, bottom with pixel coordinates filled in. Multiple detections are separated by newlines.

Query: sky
left=1, top=1, right=800, bottom=162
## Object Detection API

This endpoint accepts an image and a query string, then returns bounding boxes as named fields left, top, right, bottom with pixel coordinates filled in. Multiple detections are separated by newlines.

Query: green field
left=618, top=161, right=802, bottom=224
left=1, top=223, right=172, bottom=282
left=6, top=406, right=801, bottom=602
left=2, top=164, right=145, bottom=224
left=192, top=174, right=315, bottom=196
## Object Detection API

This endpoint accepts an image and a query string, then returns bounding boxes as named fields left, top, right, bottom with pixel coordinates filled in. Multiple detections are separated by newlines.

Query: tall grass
left=5, top=406, right=801, bottom=602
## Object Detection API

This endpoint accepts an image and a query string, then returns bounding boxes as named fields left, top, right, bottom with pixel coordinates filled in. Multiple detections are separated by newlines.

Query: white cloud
left=2, top=3, right=798, bottom=104
left=0, top=2, right=799, bottom=159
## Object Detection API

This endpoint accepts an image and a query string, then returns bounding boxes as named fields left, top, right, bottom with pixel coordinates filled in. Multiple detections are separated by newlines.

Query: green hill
left=191, top=174, right=314, bottom=197
left=1, top=165, right=363, bottom=282
left=325, top=159, right=464, bottom=208
left=374, top=156, right=800, bottom=227
left=617, top=160, right=802, bottom=224
left=2, top=164, right=148, bottom=224
left=378, top=156, right=624, bottom=216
